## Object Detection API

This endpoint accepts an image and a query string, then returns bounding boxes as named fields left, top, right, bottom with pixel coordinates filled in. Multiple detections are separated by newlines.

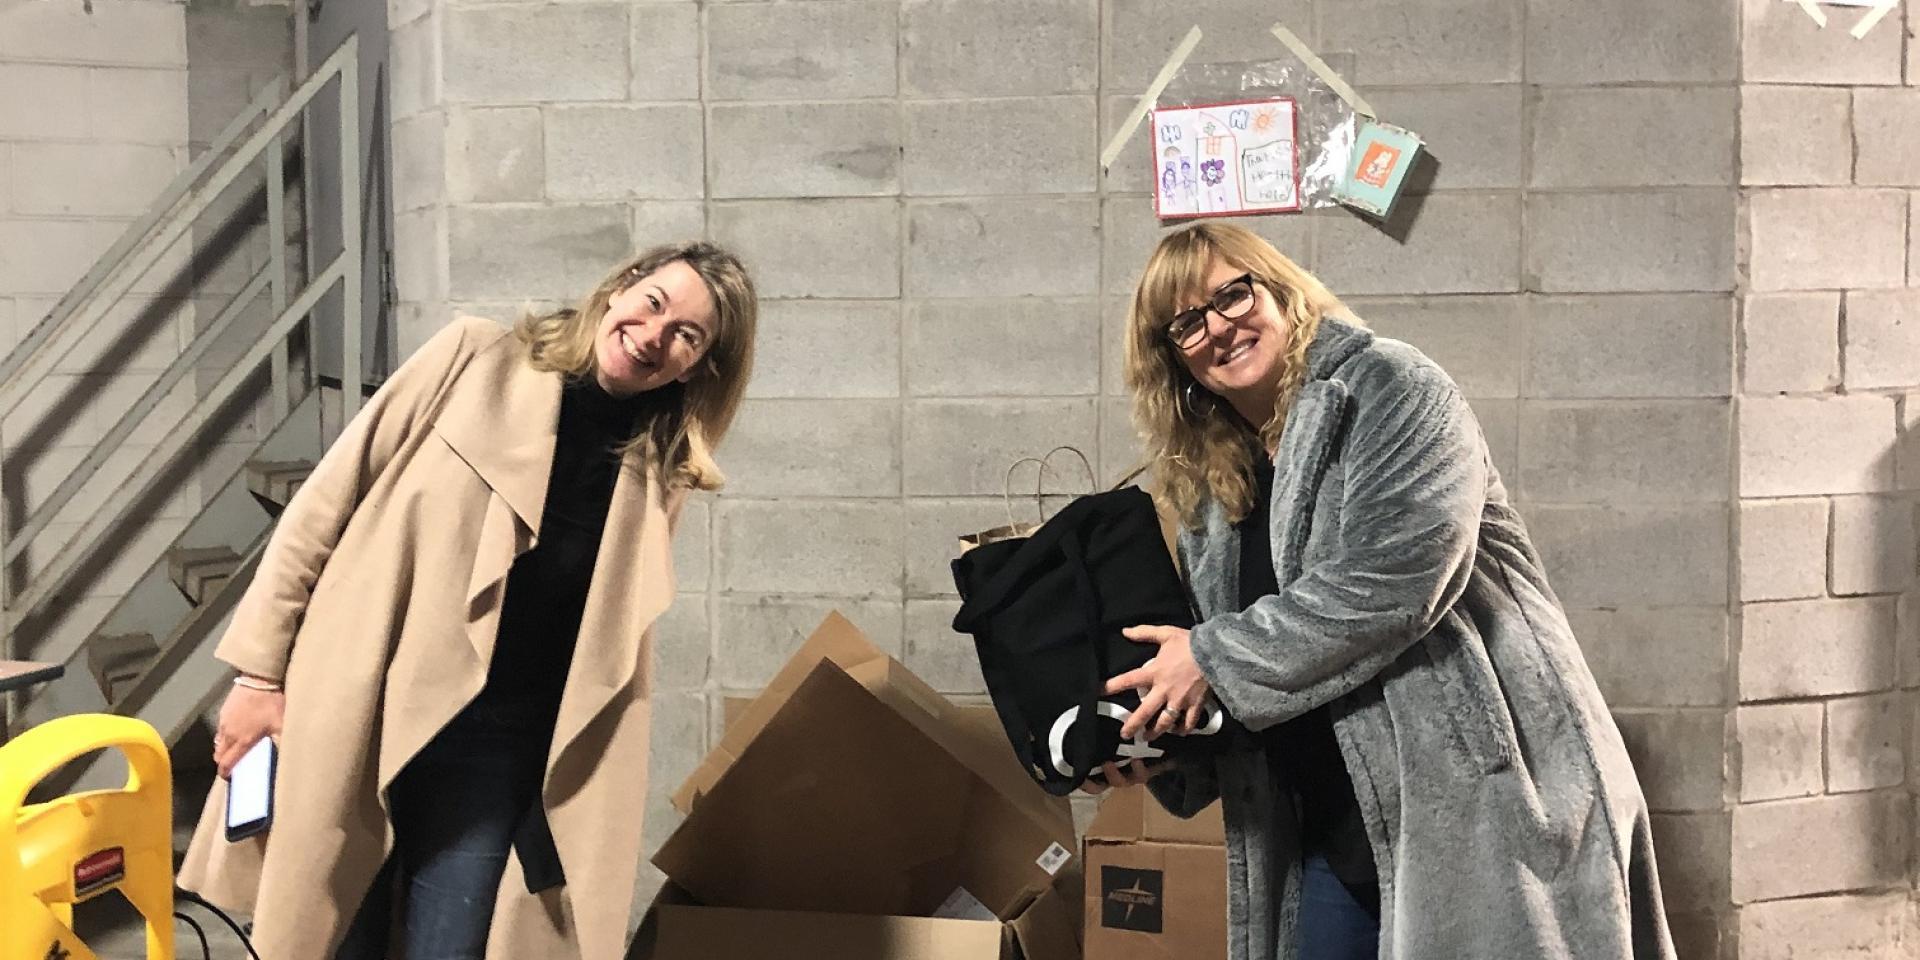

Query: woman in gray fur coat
left=1094, top=222, right=1676, bottom=960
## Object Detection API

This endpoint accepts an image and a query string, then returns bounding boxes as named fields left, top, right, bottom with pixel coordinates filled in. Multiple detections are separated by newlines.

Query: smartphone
left=225, top=736, right=276, bottom=842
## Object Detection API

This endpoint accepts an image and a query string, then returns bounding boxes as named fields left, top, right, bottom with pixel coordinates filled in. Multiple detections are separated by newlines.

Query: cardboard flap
left=671, top=611, right=889, bottom=814
left=1086, top=785, right=1224, bottom=846
left=649, top=905, right=1008, bottom=960
left=1009, top=871, right=1086, bottom=960
left=652, top=661, right=1066, bottom=921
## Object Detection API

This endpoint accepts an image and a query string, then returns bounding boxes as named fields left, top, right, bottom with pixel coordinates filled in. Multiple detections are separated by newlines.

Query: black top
left=1237, top=449, right=1378, bottom=888
left=470, top=376, right=644, bottom=724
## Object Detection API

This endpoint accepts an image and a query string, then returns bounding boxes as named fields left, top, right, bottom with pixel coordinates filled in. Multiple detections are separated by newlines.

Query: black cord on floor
left=175, top=889, right=264, bottom=960
left=174, top=910, right=211, bottom=960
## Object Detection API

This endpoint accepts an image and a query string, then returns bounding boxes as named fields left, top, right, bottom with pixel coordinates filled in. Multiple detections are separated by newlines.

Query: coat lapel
left=430, top=337, right=561, bottom=663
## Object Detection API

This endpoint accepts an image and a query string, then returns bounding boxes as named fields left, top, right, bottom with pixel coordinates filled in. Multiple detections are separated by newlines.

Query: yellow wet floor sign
left=3, top=715, right=173, bottom=960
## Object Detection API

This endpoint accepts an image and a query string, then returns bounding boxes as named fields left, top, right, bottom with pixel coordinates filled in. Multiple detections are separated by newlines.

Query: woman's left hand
left=1107, top=624, right=1214, bottom=741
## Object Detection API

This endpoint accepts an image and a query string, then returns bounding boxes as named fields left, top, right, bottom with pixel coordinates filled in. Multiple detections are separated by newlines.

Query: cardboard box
left=1082, top=786, right=1227, bottom=960
left=638, top=613, right=1083, bottom=960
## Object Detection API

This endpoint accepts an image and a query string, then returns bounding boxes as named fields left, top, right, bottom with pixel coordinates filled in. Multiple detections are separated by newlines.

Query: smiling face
left=1171, top=258, right=1292, bottom=409
left=593, top=259, right=719, bottom=397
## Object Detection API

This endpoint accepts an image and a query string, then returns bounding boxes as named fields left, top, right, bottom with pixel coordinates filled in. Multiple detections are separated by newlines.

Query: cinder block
left=387, top=10, right=439, bottom=120
left=1100, top=96, right=1154, bottom=194
left=905, top=599, right=984, bottom=695
left=904, top=398, right=1098, bottom=496
left=1827, top=693, right=1906, bottom=793
left=630, top=201, right=707, bottom=250
left=444, top=5, right=628, bottom=103
left=11, top=142, right=180, bottom=217
left=1829, top=495, right=1916, bottom=597
left=445, top=106, right=542, bottom=203
left=1742, top=0, right=1905, bottom=85
left=1911, top=195, right=1919, bottom=286
left=1525, top=191, right=1735, bottom=293
left=706, top=1, right=897, bottom=101
left=447, top=203, right=629, bottom=300
left=903, top=98, right=1096, bottom=196
left=1748, top=189, right=1909, bottom=292
left=1099, top=395, right=1147, bottom=490
left=646, top=688, right=707, bottom=810
left=1518, top=401, right=1730, bottom=503
left=1103, top=0, right=1314, bottom=92
left=1101, top=195, right=1312, bottom=297
left=389, top=111, right=445, bottom=214
left=902, top=0, right=1098, bottom=97
left=1613, top=709, right=1727, bottom=811
left=1530, top=88, right=1735, bottom=189
left=391, top=207, right=449, bottom=305
left=389, top=0, right=432, bottom=29
left=651, top=596, right=710, bottom=691
left=1903, top=392, right=1920, bottom=489
left=1362, top=86, right=1523, bottom=191
left=545, top=104, right=703, bottom=201
left=0, top=0, right=187, bottom=67
left=88, top=67, right=189, bottom=145
left=1649, top=813, right=1731, bottom=912
left=1739, top=498, right=1829, bottom=602
left=630, top=3, right=699, bottom=101
left=1740, top=396, right=1897, bottom=497
left=1318, top=193, right=1522, bottom=295
left=904, top=299, right=1100, bottom=396
left=1347, top=297, right=1521, bottom=398
left=0, top=221, right=114, bottom=297
left=748, top=300, right=901, bottom=399
left=1525, top=505, right=1729, bottom=607
left=1736, top=702, right=1824, bottom=802
left=904, top=499, right=1025, bottom=598
left=718, top=399, right=901, bottom=498
left=1738, top=893, right=1916, bottom=960
left=906, top=198, right=1099, bottom=298
left=710, top=102, right=899, bottom=199
left=1731, top=792, right=1910, bottom=903
left=1741, top=86, right=1852, bottom=187
left=0, top=64, right=87, bottom=139
left=1564, top=606, right=1727, bottom=708
left=1525, top=294, right=1733, bottom=399
left=1742, top=292, right=1840, bottom=395
left=716, top=597, right=905, bottom=689
left=1526, top=0, right=1735, bottom=83
left=1843, top=290, right=1920, bottom=390
left=1741, top=597, right=1898, bottom=701
left=709, top=199, right=900, bottom=299
left=671, top=496, right=709, bottom=594
left=1318, top=0, right=1520, bottom=85
left=715, top=499, right=904, bottom=596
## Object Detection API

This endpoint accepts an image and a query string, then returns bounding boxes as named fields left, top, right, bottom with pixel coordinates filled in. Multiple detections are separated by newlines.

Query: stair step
left=167, top=545, right=243, bottom=605
left=245, top=458, right=315, bottom=513
left=85, top=633, right=160, bottom=707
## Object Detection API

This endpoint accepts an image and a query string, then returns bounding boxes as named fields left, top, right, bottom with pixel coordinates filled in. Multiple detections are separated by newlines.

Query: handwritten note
left=1152, top=98, right=1301, bottom=219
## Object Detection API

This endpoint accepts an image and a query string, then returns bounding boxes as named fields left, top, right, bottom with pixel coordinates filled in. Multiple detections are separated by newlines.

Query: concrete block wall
left=1731, top=0, right=1920, bottom=953
left=0, top=0, right=201, bottom=650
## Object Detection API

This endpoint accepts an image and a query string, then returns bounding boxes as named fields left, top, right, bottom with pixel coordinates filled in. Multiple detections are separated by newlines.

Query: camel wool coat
left=178, top=315, right=685, bottom=960
left=1149, top=317, right=1676, bottom=960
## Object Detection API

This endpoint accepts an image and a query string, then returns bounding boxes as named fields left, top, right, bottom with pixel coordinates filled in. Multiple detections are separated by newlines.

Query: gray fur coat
left=1148, top=317, right=1676, bottom=960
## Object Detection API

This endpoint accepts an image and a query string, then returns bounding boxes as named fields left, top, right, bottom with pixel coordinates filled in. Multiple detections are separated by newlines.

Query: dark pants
left=1297, top=853, right=1382, bottom=960
left=334, top=703, right=549, bottom=960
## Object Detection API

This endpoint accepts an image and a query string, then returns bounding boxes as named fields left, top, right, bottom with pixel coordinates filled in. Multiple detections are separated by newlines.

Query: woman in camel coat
left=177, top=241, right=758, bottom=960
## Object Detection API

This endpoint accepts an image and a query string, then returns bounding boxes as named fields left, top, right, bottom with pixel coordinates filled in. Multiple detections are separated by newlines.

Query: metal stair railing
left=0, top=35, right=365, bottom=712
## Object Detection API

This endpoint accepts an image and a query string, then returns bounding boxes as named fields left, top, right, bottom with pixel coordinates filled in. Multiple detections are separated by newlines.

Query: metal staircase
left=0, top=36, right=369, bottom=793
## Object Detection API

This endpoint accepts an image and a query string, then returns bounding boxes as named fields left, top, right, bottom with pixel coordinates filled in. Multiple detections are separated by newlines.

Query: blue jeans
left=334, top=704, right=549, bottom=960
left=1297, top=853, right=1381, bottom=960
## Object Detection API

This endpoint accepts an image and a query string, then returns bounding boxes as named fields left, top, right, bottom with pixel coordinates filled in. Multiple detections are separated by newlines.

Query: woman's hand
left=1106, top=624, right=1214, bottom=741
left=213, top=679, right=285, bottom=779
left=1077, top=759, right=1167, bottom=795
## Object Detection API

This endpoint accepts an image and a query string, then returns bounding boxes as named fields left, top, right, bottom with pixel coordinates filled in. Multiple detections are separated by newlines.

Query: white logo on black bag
left=1045, top=699, right=1226, bottom=777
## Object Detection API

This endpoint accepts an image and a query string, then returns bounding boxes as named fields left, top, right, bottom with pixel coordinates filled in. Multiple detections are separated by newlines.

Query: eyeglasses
left=1166, top=273, right=1259, bottom=349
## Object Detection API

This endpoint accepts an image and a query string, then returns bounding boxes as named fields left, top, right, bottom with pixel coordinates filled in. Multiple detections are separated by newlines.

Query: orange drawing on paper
left=1356, top=142, right=1401, bottom=189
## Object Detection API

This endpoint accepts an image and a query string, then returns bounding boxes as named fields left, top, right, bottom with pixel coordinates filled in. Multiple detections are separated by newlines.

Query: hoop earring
left=1181, top=381, right=1206, bottom=421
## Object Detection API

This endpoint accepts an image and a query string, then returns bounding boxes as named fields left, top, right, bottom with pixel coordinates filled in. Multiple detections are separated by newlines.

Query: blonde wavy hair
left=1123, top=223, right=1348, bottom=527
left=514, top=241, right=758, bottom=492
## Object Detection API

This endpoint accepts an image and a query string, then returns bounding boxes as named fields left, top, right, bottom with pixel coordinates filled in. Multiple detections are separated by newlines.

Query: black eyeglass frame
left=1165, top=272, right=1261, bottom=349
